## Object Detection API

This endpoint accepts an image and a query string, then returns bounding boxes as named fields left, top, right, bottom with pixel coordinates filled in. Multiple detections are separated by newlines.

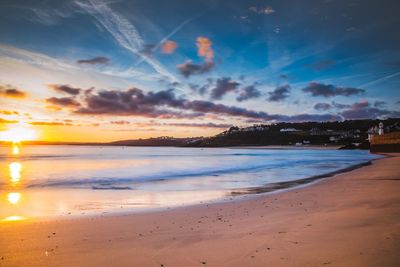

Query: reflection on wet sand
left=2, top=215, right=25, bottom=222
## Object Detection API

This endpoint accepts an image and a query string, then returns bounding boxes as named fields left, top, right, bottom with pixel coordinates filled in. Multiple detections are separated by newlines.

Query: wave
left=25, top=158, right=356, bottom=189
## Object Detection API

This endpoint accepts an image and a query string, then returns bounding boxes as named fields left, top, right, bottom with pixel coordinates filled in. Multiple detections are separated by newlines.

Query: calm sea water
left=0, top=145, right=380, bottom=221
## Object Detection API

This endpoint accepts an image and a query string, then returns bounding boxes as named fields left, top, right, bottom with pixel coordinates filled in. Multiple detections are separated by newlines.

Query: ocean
left=0, top=145, right=380, bottom=220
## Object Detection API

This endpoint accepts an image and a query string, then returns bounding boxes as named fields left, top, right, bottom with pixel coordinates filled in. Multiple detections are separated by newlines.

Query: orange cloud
left=0, top=118, right=18, bottom=124
left=0, top=110, right=20, bottom=115
left=161, top=40, right=178, bottom=54
left=0, top=85, right=27, bottom=99
left=196, top=37, right=214, bottom=62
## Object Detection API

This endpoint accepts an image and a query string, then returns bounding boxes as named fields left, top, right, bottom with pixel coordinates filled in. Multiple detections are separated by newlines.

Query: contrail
left=359, top=71, right=400, bottom=88
left=156, top=15, right=200, bottom=50
left=75, top=0, right=183, bottom=88
left=135, top=15, right=200, bottom=67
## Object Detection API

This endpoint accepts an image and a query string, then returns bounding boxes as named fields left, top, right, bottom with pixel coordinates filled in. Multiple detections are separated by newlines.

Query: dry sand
left=1, top=154, right=399, bottom=267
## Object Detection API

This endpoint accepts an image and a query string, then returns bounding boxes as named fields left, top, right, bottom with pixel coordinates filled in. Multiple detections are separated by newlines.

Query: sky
left=0, top=0, right=399, bottom=142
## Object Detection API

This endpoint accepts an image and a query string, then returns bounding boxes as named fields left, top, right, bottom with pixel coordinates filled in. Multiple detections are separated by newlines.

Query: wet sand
left=0, top=154, right=399, bottom=266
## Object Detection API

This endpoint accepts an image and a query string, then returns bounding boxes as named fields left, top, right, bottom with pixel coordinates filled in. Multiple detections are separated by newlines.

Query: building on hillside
left=378, top=122, right=384, bottom=135
left=368, top=122, right=384, bottom=142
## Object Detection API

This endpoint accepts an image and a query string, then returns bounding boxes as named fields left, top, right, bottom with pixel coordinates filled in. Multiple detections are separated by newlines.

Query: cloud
left=374, top=101, right=386, bottom=108
left=0, top=85, right=27, bottom=99
left=249, top=6, right=275, bottom=15
left=309, top=60, right=335, bottom=71
left=0, top=110, right=19, bottom=115
left=74, top=87, right=268, bottom=119
left=331, top=101, right=350, bottom=109
left=49, top=84, right=81, bottom=95
left=110, top=120, right=130, bottom=125
left=77, top=56, right=109, bottom=65
left=46, top=97, right=81, bottom=107
left=339, top=101, right=400, bottom=119
left=267, top=85, right=290, bottom=102
left=177, top=36, right=215, bottom=78
left=314, top=103, right=332, bottom=111
left=177, top=61, right=214, bottom=77
left=70, top=87, right=347, bottom=122
left=236, top=85, right=261, bottom=102
left=29, top=121, right=72, bottom=126
left=76, top=88, right=187, bottom=117
left=197, top=37, right=214, bottom=62
left=0, top=118, right=18, bottom=124
left=210, top=77, right=240, bottom=100
left=184, top=100, right=269, bottom=119
left=275, top=114, right=341, bottom=122
left=303, top=82, right=365, bottom=97
left=27, top=4, right=76, bottom=26
left=161, top=40, right=178, bottom=54
left=189, top=79, right=213, bottom=96
left=162, top=122, right=232, bottom=129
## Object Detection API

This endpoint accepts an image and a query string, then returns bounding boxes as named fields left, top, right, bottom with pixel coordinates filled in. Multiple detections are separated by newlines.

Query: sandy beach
left=0, top=154, right=399, bottom=267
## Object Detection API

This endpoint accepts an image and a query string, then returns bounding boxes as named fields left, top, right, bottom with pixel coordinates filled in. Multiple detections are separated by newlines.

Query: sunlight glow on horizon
left=0, top=122, right=38, bottom=142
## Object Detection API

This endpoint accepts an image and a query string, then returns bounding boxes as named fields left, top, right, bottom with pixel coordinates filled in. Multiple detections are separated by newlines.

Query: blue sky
left=0, top=0, right=399, bottom=141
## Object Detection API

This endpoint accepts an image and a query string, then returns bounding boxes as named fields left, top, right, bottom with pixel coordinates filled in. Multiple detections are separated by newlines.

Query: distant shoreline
left=0, top=142, right=345, bottom=150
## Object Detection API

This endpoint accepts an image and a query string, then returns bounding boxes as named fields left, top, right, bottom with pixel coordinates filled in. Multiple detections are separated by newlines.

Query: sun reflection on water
left=12, top=144, right=20, bottom=155
left=9, top=162, right=22, bottom=184
left=1, top=143, right=27, bottom=223
left=7, top=192, right=21, bottom=205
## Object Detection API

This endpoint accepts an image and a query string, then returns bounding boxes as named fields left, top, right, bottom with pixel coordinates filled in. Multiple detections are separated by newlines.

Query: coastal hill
left=185, top=118, right=400, bottom=148
left=107, top=136, right=199, bottom=146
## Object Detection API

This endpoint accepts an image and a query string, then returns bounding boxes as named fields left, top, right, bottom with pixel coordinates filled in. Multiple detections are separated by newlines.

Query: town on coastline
left=104, top=118, right=400, bottom=151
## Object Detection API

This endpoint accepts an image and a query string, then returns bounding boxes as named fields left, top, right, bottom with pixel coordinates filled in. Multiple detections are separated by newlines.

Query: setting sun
left=0, top=122, right=38, bottom=143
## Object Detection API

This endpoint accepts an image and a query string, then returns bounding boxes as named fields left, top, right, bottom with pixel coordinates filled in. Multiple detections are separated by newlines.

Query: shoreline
left=230, top=158, right=376, bottom=196
left=1, top=153, right=381, bottom=222
left=0, top=154, right=399, bottom=266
